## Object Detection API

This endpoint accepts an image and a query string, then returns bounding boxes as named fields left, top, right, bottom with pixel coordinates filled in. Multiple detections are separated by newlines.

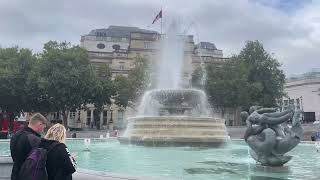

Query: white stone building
left=283, top=69, right=320, bottom=123
left=65, top=25, right=227, bottom=130
left=195, top=42, right=223, bottom=58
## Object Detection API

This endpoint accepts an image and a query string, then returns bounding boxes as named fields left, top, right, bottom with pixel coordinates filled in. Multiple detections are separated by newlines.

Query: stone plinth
left=119, top=116, right=230, bottom=147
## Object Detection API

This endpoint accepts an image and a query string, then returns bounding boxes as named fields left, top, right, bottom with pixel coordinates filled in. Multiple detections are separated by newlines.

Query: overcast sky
left=0, top=0, right=319, bottom=75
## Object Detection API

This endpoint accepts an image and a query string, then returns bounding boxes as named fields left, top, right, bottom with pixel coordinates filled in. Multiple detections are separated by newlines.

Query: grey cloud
left=0, top=0, right=64, bottom=36
left=0, top=0, right=319, bottom=75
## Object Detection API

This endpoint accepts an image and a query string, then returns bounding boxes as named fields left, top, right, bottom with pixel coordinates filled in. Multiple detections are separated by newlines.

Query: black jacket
left=10, top=127, right=41, bottom=180
left=39, top=139, right=76, bottom=180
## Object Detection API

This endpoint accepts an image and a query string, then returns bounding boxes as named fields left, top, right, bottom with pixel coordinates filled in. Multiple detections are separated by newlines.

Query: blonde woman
left=39, top=123, right=76, bottom=180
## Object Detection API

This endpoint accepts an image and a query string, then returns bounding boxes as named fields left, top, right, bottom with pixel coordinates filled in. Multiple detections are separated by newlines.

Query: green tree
left=128, top=56, right=151, bottom=100
left=204, top=57, right=251, bottom=115
left=239, top=40, right=285, bottom=107
left=198, top=40, right=285, bottom=113
left=0, top=47, right=41, bottom=114
left=86, top=64, right=115, bottom=129
left=90, top=64, right=115, bottom=111
left=39, top=41, right=97, bottom=126
left=191, top=66, right=205, bottom=89
left=113, top=56, right=151, bottom=107
left=113, top=75, right=131, bottom=107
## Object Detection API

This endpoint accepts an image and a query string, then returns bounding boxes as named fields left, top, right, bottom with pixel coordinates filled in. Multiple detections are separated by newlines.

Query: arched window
left=97, top=43, right=105, bottom=49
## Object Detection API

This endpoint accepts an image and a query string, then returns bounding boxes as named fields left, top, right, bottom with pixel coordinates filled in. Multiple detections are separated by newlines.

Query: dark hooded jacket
left=10, top=127, right=41, bottom=180
left=39, top=139, right=76, bottom=180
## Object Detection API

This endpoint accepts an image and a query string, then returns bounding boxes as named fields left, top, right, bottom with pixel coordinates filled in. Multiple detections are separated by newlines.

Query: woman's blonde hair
left=45, top=124, right=66, bottom=143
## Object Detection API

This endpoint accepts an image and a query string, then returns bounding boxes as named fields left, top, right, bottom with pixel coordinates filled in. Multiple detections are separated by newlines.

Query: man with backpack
left=10, top=113, right=48, bottom=180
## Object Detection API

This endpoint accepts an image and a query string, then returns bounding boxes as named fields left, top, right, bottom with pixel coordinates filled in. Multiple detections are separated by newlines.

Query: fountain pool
left=1, top=139, right=320, bottom=180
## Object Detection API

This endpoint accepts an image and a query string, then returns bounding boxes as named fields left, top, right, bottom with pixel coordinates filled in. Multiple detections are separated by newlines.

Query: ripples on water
left=1, top=139, right=320, bottom=180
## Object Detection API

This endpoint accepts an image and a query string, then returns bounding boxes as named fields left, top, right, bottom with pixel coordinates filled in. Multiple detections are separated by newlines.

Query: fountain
left=83, top=138, right=91, bottom=151
left=118, top=21, right=229, bottom=146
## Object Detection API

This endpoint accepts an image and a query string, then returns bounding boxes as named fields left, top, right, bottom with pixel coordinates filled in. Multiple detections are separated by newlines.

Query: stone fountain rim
left=146, top=88, right=207, bottom=92
left=127, top=116, right=224, bottom=121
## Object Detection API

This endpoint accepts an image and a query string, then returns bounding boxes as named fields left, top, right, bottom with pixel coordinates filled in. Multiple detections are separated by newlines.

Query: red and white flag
left=152, top=10, right=162, bottom=24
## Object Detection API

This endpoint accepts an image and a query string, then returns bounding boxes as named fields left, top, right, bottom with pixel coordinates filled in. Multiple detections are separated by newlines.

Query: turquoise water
left=1, top=139, right=320, bottom=180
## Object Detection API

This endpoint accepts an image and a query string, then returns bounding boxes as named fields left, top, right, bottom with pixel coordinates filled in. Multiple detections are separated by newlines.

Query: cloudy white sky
left=0, top=0, right=319, bottom=75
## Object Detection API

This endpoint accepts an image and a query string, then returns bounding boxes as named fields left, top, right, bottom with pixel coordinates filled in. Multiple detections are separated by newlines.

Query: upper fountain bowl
left=137, top=88, right=211, bottom=117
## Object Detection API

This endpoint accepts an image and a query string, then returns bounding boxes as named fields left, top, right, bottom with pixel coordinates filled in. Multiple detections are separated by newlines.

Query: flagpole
left=160, top=8, right=163, bottom=35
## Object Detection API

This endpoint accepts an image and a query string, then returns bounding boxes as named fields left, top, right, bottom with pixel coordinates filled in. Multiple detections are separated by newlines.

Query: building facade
left=283, top=70, right=320, bottom=123
left=80, top=26, right=159, bottom=77
left=67, top=25, right=228, bottom=130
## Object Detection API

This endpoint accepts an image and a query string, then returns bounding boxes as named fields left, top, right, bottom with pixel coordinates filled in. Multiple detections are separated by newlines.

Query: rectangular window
left=144, top=42, right=151, bottom=49
left=103, top=110, right=108, bottom=125
left=117, top=110, right=124, bottom=122
left=69, top=111, right=76, bottom=120
left=296, top=98, right=300, bottom=109
left=119, top=62, right=125, bottom=70
left=289, top=99, right=294, bottom=104
left=53, top=112, right=59, bottom=120
left=283, top=100, right=289, bottom=111
left=228, top=119, right=233, bottom=126
left=86, top=110, right=91, bottom=125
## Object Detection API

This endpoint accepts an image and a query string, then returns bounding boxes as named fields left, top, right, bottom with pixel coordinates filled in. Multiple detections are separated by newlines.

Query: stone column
left=90, top=109, right=94, bottom=128
left=100, top=111, right=103, bottom=129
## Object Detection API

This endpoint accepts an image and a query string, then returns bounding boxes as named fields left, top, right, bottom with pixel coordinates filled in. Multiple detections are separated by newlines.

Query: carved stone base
left=119, top=116, right=230, bottom=147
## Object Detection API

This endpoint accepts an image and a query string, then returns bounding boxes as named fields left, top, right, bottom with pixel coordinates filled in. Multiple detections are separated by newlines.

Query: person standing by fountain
left=10, top=113, right=48, bottom=180
left=40, top=123, right=76, bottom=180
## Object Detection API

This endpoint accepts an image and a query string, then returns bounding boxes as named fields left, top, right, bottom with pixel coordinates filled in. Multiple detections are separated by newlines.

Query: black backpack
left=18, top=136, right=59, bottom=180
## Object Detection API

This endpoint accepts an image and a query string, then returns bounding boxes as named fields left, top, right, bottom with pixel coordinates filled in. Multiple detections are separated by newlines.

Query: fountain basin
left=119, top=116, right=230, bottom=147
left=2, top=139, right=320, bottom=179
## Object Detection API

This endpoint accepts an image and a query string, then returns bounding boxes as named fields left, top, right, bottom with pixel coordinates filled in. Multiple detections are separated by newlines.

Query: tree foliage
left=0, top=47, right=40, bottom=113
left=191, top=66, right=205, bottom=89
left=0, top=41, right=115, bottom=127
left=193, top=40, right=285, bottom=110
left=90, top=64, right=115, bottom=112
left=205, top=57, right=251, bottom=109
left=113, top=75, right=131, bottom=107
left=114, top=56, right=151, bottom=107
left=239, top=41, right=285, bottom=107
left=38, top=41, right=111, bottom=125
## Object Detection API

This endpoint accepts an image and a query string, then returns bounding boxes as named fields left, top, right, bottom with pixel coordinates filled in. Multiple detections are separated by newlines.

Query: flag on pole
left=152, top=10, right=162, bottom=24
